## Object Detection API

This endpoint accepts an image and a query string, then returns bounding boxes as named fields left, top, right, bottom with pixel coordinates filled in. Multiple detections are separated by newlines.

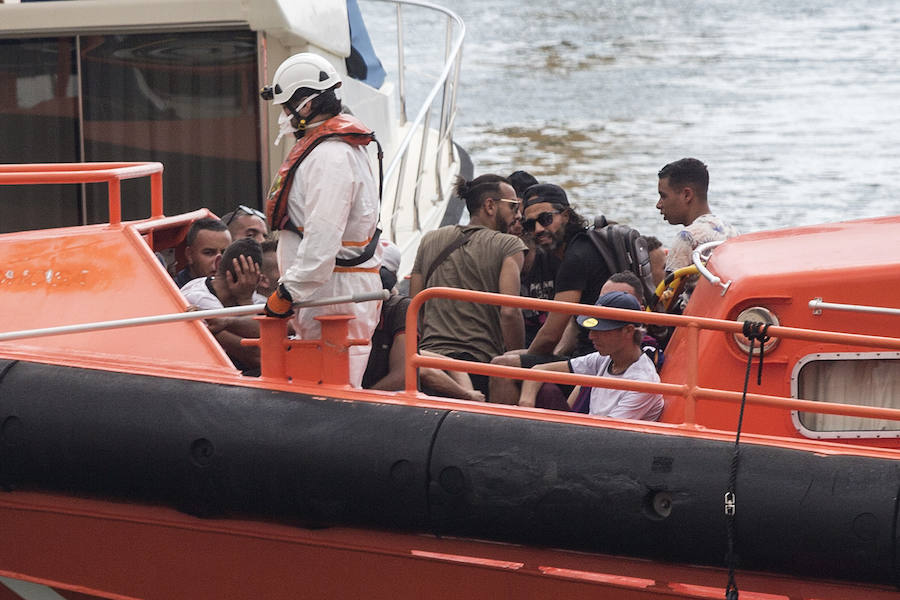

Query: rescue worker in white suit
left=261, top=52, right=383, bottom=387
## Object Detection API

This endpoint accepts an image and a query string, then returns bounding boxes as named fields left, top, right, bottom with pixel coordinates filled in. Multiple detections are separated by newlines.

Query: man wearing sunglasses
left=222, top=205, right=268, bottom=244
left=409, top=174, right=527, bottom=398
left=488, top=183, right=595, bottom=404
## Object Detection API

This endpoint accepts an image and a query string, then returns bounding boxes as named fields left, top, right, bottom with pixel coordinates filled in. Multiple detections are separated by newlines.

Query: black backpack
left=583, top=219, right=655, bottom=306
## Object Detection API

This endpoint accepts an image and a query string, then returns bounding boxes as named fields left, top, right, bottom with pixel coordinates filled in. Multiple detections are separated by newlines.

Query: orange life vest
left=265, top=114, right=376, bottom=235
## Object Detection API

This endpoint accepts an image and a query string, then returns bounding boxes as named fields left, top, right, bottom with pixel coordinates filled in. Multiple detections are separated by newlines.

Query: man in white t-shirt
left=181, top=238, right=267, bottom=373
left=519, top=291, right=664, bottom=421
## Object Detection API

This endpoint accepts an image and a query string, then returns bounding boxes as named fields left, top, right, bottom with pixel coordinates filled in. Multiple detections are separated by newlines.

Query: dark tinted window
left=0, top=31, right=261, bottom=231
left=0, top=38, right=79, bottom=232
left=80, top=31, right=261, bottom=223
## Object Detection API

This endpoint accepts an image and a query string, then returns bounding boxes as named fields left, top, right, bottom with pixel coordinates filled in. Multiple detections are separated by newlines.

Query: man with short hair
left=519, top=291, right=664, bottom=421
left=174, top=217, right=232, bottom=288
left=180, top=238, right=266, bottom=373
left=223, top=205, right=268, bottom=244
left=409, top=174, right=526, bottom=397
left=656, top=158, right=738, bottom=275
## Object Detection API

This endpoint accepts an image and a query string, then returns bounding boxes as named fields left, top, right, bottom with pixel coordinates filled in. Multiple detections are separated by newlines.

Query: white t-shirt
left=568, top=352, right=664, bottom=421
left=180, top=277, right=266, bottom=310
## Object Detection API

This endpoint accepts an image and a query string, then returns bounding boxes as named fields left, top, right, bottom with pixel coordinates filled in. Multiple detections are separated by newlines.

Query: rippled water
left=364, top=0, right=900, bottom=241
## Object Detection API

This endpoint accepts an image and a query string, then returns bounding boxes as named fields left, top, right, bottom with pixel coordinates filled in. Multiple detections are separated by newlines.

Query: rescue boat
left=0, top=162, right=899, bottom=600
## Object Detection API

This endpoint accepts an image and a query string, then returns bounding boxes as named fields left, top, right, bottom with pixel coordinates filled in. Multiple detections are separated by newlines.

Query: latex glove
left=265, top=283, right=294, bottom=318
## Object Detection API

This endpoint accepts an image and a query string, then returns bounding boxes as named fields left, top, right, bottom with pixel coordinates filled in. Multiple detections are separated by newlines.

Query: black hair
left=454, top=174, right=510, bottom=214
left=507, top=170, right=539, bottom=197
left=217, top=238, right=263, bottom=278
left=644, top=235, right=662, bottom=252
left=288, top=86, right=342, bottom=121
left=186, top=217, right=227, bottom=246
left=658, top=158, right=709, bottom=201
left=261, top=239, right=278, bottom=254
left=562, top=206, right=590, bottom=244
left=608, top=271, right=644, bottom=298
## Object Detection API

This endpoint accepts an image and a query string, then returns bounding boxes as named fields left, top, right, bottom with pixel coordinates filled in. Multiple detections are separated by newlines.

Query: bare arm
left=519, top=360, right=571, bottom=408
left=214, top=329, right=260, bottom=370
left=553, top=318, right=580, bottom=356
left=408, top=272, right=424, bottom=298
left=498, top=252, right=525, bottom=352
left=526, top=289, right=581, bottom=355
left=367, top=335, right=484, bottom=401
left=368, top=332, right=408, bottom=391
left=207, top=316, right=260, bottom=338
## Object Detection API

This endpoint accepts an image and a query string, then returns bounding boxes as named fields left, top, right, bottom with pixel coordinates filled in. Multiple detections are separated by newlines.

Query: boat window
left=0, top=37, right=80, bottom=232
left=793, top=353, right=900, bottom=437
left=79, top=30, right=262, bottom=223
left=0, top=31, right=262, bottom=231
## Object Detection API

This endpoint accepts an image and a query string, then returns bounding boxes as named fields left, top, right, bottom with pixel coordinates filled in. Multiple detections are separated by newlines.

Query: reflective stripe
left=333, top=266, right=380, bottom=273
left=341, top=235, right=373, bottom=247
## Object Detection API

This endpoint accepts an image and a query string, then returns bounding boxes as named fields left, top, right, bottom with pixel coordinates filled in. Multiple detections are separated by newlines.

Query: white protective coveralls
left=276, top=129, right=382, bottom=387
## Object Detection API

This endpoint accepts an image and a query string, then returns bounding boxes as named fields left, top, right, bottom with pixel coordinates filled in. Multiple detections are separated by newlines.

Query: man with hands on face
left=180, top=238, right=267, bottom=373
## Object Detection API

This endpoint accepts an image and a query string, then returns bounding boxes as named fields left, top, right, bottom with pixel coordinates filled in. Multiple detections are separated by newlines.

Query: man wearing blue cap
left=519, top=291, right=664, bottom=421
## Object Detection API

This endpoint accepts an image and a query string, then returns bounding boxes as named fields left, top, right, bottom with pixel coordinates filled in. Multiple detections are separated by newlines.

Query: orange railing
left=0, top=162, right=164, bottom=226
left=405, top=287, right=900, bottom=426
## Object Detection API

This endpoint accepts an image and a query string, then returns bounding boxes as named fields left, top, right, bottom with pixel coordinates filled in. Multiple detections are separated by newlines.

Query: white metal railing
left=809, top=298, right=900, bottom=317
left=0, top=291, right=388, bottom=343
left=692, top=240, right=732, bottom=295
left=362, top=0, right=465, bottom=241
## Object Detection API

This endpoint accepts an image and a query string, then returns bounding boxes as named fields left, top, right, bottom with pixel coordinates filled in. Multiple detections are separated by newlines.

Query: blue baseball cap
left=576, top=291, right=641, bottom=331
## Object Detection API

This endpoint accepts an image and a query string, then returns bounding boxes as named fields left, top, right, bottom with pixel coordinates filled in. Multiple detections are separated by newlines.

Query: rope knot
left=741, top=320, right=771, bottom=343
left=741, top=321, right=771, bottom=385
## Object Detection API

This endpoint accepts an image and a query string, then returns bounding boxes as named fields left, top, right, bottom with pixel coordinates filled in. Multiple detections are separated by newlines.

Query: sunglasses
left=225, top=204, right=266, bottom=226
left=491, top=197, right=521, bottom=211
left=522, top=210, right=559, bottom=232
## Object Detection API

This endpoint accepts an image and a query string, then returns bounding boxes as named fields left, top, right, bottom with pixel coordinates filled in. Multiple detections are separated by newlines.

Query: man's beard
left=535, top=226, right=564, bottom=250
left=495, top=212, right=509, bottom=234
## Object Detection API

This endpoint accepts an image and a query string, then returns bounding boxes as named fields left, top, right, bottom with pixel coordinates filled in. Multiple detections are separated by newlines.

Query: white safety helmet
left=260, top=52, right=341, bottom=106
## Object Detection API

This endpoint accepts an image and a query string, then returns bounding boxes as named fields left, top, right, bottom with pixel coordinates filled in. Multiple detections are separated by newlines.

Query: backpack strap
left=584, top=228, right=619, bottom=277
left=424, top=227, right=476, bottom=285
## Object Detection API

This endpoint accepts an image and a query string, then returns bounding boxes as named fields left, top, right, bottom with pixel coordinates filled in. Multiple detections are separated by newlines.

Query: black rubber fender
left=427, top=410, right=900, bottom=585
left=0, top=360, right=444, bottom=529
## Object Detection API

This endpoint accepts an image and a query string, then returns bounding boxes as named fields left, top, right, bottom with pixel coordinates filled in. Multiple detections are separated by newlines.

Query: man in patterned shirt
left=656, top=158, right=738, bottom=290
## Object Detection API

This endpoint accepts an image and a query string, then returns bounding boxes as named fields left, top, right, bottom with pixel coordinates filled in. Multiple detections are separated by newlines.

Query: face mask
left=274, top=111, right=297, bottom=146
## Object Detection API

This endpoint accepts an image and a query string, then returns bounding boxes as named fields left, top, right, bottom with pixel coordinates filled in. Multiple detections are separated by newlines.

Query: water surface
left=365, top=0, right=900, bottom=241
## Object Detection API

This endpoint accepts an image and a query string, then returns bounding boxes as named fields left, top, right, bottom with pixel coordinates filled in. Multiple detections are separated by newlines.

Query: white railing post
left=395, top=3, right=407, bottom=124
